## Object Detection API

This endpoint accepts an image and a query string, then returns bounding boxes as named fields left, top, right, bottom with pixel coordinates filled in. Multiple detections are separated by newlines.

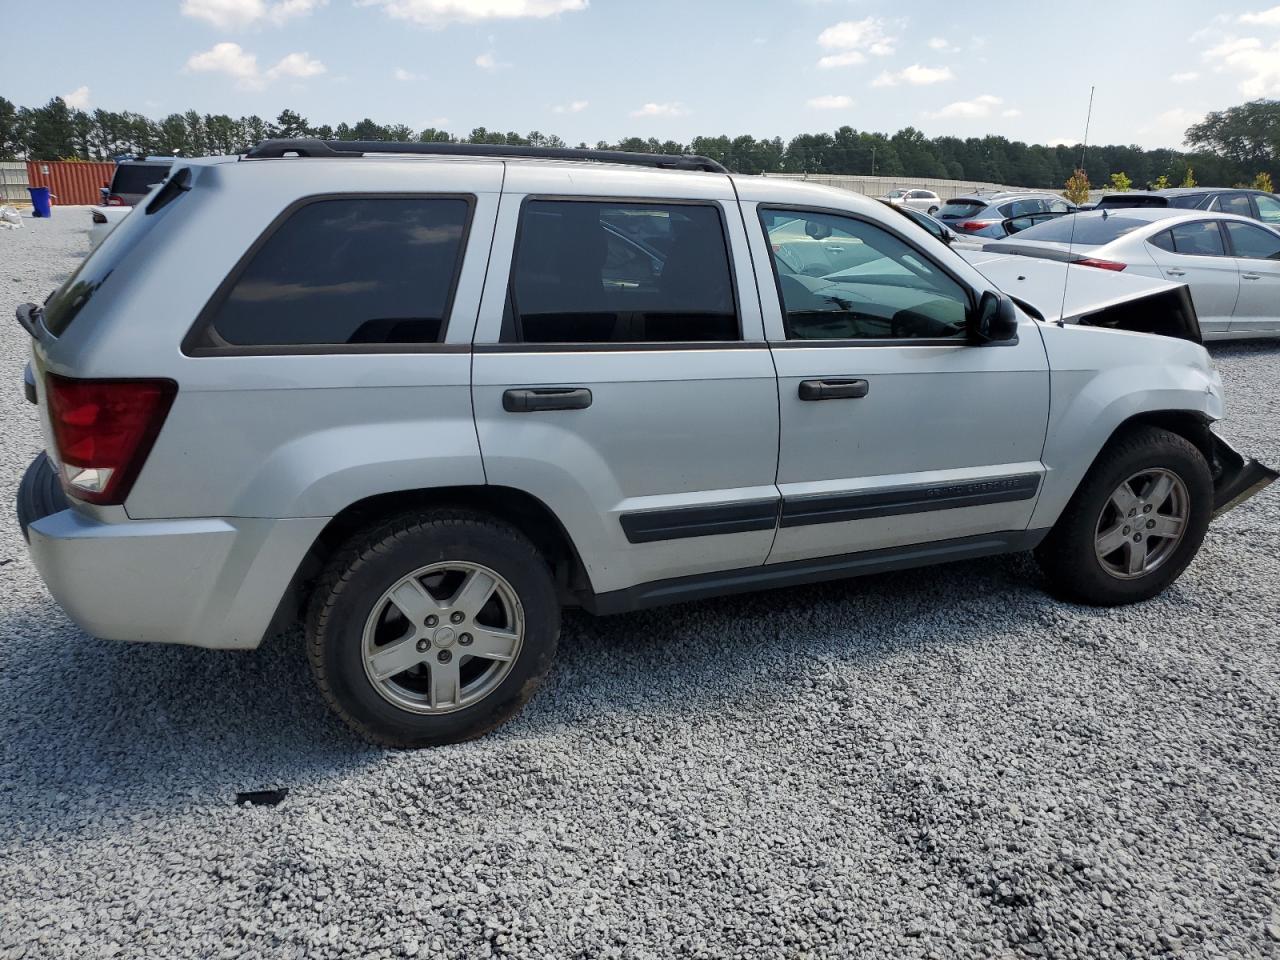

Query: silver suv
left=16, top=139, right=1275, bottom=747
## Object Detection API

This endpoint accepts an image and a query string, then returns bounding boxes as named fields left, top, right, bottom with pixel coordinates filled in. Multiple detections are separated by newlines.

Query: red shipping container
left=25, top=161, right=117, bottom=206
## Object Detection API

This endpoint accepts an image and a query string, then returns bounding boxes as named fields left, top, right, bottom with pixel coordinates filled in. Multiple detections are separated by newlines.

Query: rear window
left=110, top=163, right=171, bottom=197
left=938, top=199, right=986, bottom=218
left=1011, top=214, right=1148, bottom=245
left=190, top=196, right=471, bottom=351
left=1096, top=195, right=1166, bottom=209
left=42, top=170, right=187, bottom=337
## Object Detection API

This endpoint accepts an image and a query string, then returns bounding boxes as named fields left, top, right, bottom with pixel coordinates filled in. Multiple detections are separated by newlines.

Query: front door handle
left=1166, top=269, right=1187, bottom=277
left=502, top=387, right=593, bottom=412
left=1242, top=273, right=1262, bottom=281
left=798, top=378, right=869, bottom=401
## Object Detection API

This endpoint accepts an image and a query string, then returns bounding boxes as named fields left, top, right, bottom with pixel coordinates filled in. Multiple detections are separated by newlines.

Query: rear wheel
left=307, top=510, right=560, bottom=747
left=1035, top=427, right=1212, bottom=605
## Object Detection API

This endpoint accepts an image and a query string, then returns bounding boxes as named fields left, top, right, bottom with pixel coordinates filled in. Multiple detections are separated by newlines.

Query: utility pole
left=871, top=145, right=877, bottom=178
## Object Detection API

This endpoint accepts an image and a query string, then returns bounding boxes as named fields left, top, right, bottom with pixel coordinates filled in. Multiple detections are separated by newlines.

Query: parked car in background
left=104, top=158, right=173, bottom=207
left=880, top=188, right=942, bottom=214
left=88, top=206, right=131, bottom=249
left=984, top=208, right=1280, bottom=340
left=1094, top=188, right=1280, bottom=224
left=881, top=201, right=982, bottom=250
left=14, top=140, right=1274, bottom=748
left=936, top=192, right=1075, bottom=239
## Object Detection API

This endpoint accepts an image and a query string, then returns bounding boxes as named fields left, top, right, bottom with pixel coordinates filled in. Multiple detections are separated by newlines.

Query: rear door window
left=1255, top=194, right=1280, bottom=224
left=190, top=196, right=471, bottom=351
left=1169, top=221, right=1227, bottom=257
left=506, top=200, right=738, bottom=343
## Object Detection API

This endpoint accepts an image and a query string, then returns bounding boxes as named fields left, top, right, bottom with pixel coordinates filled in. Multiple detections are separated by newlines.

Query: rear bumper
left=26, top=509, right=327, bottom=649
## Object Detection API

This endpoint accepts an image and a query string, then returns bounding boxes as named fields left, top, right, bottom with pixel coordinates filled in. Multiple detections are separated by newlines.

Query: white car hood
left=959, top=250, right=1181, bottom=324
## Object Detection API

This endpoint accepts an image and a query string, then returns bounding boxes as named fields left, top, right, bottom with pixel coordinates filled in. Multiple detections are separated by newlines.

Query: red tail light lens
left=960, top=219, right=998, bottom=231
left=45, top=375, right=176, bottom=505
left=105, top=195, right=125, bottom=206
left=1073, top=257, right=1127, bottom=271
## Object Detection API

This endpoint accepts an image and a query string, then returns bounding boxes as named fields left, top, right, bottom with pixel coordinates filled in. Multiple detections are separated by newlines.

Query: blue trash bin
left=28, top=186, right=52, bottom=218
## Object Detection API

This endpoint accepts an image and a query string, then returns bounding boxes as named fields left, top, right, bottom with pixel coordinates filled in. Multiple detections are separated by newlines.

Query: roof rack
left=243, top=138, right=730, bottom=174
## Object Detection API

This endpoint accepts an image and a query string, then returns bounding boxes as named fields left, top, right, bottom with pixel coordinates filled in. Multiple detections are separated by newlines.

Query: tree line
left=2, top=94, right=1276, bottom=192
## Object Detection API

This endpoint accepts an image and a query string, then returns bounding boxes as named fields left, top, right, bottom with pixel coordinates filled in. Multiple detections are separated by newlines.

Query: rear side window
left=505, top=199, right=738, bottom=344
left=1167, top=194, right=1207, bottom=209
left=1225, top=221, right=1280, bottom=260
left=1148, top=230, right=1176, bottom=253
left=190, top=196, right=471, bottom=351
left=1211, top=193, right=1253, bottom=217
left=1168, top=221, right=1226, bottom=257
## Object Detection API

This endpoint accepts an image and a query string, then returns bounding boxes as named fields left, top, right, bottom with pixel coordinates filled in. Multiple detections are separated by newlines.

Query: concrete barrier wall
left=762, top=173, right=1038, bottom=201
left=0, top=162, right=29, bottom=204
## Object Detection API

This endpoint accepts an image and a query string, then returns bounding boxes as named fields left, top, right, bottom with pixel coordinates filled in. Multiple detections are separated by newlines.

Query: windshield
left=1010, top=214, right=1149, bottom=245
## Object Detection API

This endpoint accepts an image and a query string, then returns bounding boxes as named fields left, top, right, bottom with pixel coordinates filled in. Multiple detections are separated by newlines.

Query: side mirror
left=970, top=291, right=1019, bottom=344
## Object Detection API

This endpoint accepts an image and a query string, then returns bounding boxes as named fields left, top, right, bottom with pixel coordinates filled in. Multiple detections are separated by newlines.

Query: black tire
left=1035, top=426, right=1212, bottom=606
left=16, top=452, right=68, bottom=541
left=306, top=509, right=560, bottom=748
left=928, top=206, right=939, bottom=215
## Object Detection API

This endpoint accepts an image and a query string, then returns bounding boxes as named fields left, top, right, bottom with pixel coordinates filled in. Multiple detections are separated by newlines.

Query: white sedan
left=88, top=205, right=131, bottom=249
left=984, top=208, right=1280, bottom=339
left=880, top=188, right=942, bottom=215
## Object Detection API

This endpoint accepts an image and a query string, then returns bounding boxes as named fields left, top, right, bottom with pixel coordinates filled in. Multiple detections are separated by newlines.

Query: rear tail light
left=45, top=375, right=176, bottom=505
left=105, top=195, right=125, bottom=206
left=959, top=219, right=999, bottom=232
left=1073, top=257, right=1127, bottom=271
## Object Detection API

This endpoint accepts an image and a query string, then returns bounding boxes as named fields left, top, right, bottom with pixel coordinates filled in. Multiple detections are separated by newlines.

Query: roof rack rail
left=243, top=138, right=730, bottom=173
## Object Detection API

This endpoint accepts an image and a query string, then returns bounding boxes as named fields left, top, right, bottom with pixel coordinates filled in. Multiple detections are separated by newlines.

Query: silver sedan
left=985, top=208, right=1280, bottom=340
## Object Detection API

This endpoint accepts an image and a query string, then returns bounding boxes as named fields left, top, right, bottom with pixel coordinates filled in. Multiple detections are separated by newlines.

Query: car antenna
left=1057, top=85, right=1095, bottom=328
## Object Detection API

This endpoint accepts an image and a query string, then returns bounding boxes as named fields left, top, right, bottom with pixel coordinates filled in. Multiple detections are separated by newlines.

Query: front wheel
left=306, top=510, right=560, bottom=747
left=1035, top=427, right=1212, bottom=605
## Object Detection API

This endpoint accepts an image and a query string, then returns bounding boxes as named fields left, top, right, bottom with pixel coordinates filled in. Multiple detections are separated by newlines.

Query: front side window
left=507, top=200, right=737, bottom=343
left=1254, top=194, right=1280, bottom=224
left=193, top=197, right=470, bottom=349
left=1169, top=221, right=1227, bottom=257
left=759, top=208, right=970, bottom=341
left=1225, top=221, right=1280, bottom=260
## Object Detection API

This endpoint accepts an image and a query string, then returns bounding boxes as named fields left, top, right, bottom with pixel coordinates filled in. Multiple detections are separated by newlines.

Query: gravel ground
left=2, top=209, right=1279, bottom=960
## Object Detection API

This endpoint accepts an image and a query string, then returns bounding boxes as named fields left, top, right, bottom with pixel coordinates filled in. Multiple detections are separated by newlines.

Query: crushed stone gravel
left=1, top=209, right=1279, bottom=960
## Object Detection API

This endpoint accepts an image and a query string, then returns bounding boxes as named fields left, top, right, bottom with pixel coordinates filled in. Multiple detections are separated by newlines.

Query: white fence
left=0, top=162, right=29, bottom=203
left=762, top=173, right=1036, bottom=200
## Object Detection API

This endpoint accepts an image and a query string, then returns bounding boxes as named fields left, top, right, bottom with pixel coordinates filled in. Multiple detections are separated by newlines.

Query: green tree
left=1181, top=166, right=1196, bottom=187
left=1064, top=169, right=1090, bottom=205
left=22, top=97, right=79, bottom=159
left=1109, top=172, right=1132, bottom=192
left=1151, top=174, right=1171, bottom=190
left=1185, top=99, right=1279, bottom=167
left=0, top=96, right=18, bottom=159
left=1255, top=171, right=1275, bottom=192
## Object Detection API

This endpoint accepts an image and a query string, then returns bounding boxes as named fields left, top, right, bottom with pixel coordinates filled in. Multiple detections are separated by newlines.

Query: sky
left=7, top=0, right=1280, bottom=150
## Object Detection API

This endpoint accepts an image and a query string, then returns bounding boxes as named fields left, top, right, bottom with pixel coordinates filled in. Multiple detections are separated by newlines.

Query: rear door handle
left=1242, top=273, right=1262, bottom=281
left=502, top=387, right=593, bottom=412
left=798, top=378, right=869, bottom=401
left=1166, top=269, right=1187, bottom=277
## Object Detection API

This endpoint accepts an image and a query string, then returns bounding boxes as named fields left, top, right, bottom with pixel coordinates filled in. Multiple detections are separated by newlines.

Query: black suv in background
left=1094, top=188, right=1280, bottom=225
left=104, top=158, right=174, bottom=207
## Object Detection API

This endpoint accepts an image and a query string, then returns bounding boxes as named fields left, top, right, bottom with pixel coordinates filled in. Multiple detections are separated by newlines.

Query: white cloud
left=553, top=99, right=589, bottom=113
left=1138, top=107, right=1204, bottom=142
left=394, top=67, right=416, bottom=81
left=1001, top=108, right=1021, bottom=118
left=927, top=36, right=948, bottom=49
left=359, top=0, right=586, bottom=28
left=185, top=41, right=325, bottom=89
left=926, top=94, right=1003, bottom=119
left=1170, top=71, right=1199, bottom=83
left=264, top=51, right=326, bottom=80
left=180, top=0, right=325, bottom=29
left=817, top=51, right=865, bottom=69
left=807, top=94, right=854, bottom=110
left=1046, top=137, right=1077, bottom=147
left=872, top=64, right=953, bottom=87
left=1203, top=35, right=1280, bottom=96
left=61, top=85, right=90, bottom=110
left=630, top=102, right=688, bottom=118
left=1239, top=5, right=1280, bottom=26
left=475, top=51, right=509, bottom=70
left=816, top=17, right=896, bottom=67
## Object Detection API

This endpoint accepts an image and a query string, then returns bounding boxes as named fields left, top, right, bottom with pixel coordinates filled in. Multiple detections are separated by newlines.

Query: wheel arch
left=265, top=485, right=593, bottom=639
